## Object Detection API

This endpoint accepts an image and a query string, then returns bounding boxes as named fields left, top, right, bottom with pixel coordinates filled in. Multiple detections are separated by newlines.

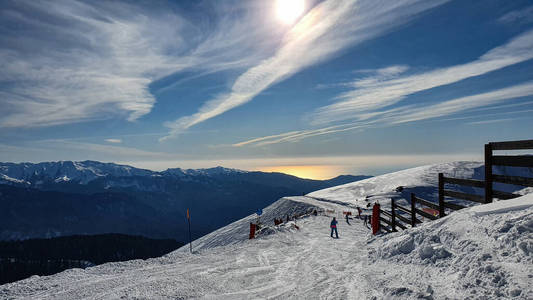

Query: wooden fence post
left=391, top=198, right=397, bottom=232
left=485, top=143, right=493, bottom=203
left=438, top=173, right=445, bottom=218
left=410, top=193, right=416, bottom=227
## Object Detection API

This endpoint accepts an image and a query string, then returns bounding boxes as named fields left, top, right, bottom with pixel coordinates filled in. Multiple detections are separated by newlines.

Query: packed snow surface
left=1, top=162, right=532, bottom=299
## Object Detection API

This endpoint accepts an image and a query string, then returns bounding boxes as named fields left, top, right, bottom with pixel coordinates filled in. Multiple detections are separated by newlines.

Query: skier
left=330, top=217, right=339, bottom=238
left=363, top=215, right=369, bottom=229
left=345, top=213, right=350, bottom=225
left=357, top=207, right=362, bottom=219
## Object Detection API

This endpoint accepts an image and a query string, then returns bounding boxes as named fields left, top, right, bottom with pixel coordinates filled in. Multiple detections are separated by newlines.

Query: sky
left=1, top=0, right=533, bottom=179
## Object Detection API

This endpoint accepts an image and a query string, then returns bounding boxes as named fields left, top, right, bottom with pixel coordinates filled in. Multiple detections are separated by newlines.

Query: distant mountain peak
left=195, top=166, right=249, bottom=175
left=162, top=166, right=248, bottom=177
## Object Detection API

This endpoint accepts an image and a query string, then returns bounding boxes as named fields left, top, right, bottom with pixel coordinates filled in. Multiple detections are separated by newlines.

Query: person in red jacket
left=330, top=217, right=339, bottom=238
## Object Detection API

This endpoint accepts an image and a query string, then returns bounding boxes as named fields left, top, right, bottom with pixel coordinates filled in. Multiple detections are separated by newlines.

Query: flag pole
left=187, top=208, right=192, bottom=253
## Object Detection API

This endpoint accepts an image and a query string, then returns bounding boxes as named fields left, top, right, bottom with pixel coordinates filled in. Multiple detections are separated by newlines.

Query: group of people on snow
left=327, top=202, right=379, bottom=238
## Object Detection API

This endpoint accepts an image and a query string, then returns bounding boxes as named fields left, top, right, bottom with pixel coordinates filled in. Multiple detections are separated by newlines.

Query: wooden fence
left=378, top=139, right=533, bottom=233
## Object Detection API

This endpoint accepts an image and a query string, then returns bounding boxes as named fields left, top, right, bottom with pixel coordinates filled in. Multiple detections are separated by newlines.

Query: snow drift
left=367, top=194, right=533, bottom=299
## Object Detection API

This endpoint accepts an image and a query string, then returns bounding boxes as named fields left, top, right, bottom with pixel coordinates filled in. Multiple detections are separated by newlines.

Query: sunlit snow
left=1, top=162, right=531, bottom=299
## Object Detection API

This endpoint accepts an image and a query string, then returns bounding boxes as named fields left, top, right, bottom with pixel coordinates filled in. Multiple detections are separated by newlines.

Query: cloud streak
left=312, top=29, right=533, bottom=125
left=380, top=81, right=533, bottom=125
left=161, top=0, right=450, bottom=141
left=499, top=5, right=533, bottom=25
left=105, top=139, right=122, bottom=144
left=235, top=81, right=533, bottom=147
left=0, top=0, right=280, bottom=128
left=466, top=118, right=515, bottom=125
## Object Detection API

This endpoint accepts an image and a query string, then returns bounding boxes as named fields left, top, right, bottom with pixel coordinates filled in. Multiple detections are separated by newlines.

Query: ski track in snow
left=1, top=212, right=375, bottom=299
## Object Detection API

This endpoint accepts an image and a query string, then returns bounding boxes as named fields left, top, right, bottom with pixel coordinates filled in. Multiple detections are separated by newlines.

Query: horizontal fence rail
left=414, top=208, right=438, bottom=220
left=412, top=195, right=440, bottom=210
left=489, top=139, right=533, bottom=150
left=442, top=201, right=466, bottom=211
left=394, top=204, right=413, bottom=215
left=492, top=155, right=533, bottom=168
left=380, top=210, right=392, bottom=218
left=442, top=190, right=485, bottom=203
left=442, top=177, right=485, bottom=188
left=493, top=174, right=533, bottom=187
left=492, top=190, right=520, bottom=200
left=394, top=213, right=414, bottom=226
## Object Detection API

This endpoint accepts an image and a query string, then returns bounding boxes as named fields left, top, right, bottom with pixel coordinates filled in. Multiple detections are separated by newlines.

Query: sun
left=258, top=165, right=341, bottom=180
left=276, top=0, right=305, bottom=25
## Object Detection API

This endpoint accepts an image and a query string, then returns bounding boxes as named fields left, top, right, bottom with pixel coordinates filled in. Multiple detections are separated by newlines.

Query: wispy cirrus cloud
left=105, top=139, right=122, bottom=144
left=498, top=5, right=533, bottom=25
left=0, top=0, right=280, bottom=128
left=232, top=11, right=533, bottom=149
left=235, top=81, right=533, bottom=147
left=466, top=118, right=516, bottom=125
left=233, top=122, right=376, bottom=147
left=1, top=1, right=187, bottom=127
left=383, top=81, right=533, bottom=125
left=160, top=0, right=450, bottom=141
left=0, top=139, right=180, bottom=164
left=311, top=29, right=533, bottom=125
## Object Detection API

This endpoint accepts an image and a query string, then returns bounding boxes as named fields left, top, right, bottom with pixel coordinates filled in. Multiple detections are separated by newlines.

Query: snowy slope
left=186, top=196, right=318, bottom=251
left=308, top=161, right=483, bottom=202
left=1, top=162, right=532, bottom=299
left=2, top=194, right=531, bottom=299
left=309, top=161, right=533, bottom=211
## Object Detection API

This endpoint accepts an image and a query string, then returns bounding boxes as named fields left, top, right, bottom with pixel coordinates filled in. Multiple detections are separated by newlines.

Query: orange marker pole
left=187, top=208, right=192, bottom=253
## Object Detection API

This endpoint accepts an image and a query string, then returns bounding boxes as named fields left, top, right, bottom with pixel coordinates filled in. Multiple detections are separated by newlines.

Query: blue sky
left=1, top=0, right=533, bottom=179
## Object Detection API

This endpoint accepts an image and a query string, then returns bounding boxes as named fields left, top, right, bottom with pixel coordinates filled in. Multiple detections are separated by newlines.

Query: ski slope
left=1, top=207, right=374, bottom=299
left=1, top=162, right=532, bottom=299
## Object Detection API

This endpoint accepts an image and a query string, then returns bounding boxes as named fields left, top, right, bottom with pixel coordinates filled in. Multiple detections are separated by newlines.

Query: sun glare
left=276, top=0, right=305, bottom=25
left=258, top=165, right=342, bottom=180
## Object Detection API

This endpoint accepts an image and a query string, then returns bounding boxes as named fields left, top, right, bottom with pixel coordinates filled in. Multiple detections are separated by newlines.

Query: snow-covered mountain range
left=0, top=161, right=370, bottom=241
left=1, top=161, right=531, bottom=299
left=0, top=161, right=246, bottom=185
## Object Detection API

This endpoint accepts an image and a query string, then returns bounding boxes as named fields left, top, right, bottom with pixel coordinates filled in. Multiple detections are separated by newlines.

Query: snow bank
left=177, top=196, right=318, bottom=252
left=367, top=194, right=533, bottom=299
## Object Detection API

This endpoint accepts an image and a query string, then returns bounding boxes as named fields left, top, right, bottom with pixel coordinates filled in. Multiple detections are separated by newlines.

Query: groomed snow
left=1, top=162, right=532, bottom=299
